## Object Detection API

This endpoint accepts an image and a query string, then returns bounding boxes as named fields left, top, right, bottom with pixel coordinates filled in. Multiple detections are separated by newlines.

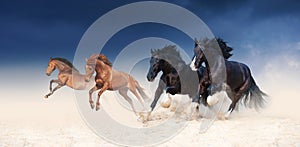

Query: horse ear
left=85, top=58, right=88, bottom=62
left=194, top=38, right=198, bottom=44
left=151, top=49, right=153, bottom=53
left=50, top=57, right=52, bottom=60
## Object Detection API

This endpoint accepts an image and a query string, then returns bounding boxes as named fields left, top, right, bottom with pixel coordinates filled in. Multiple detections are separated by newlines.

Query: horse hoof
left=96, top=105, right=100, bottom=111
left=44, top=95, right=49, bottom=99
left=224, top=111, right=231, bottom=119
left=137, top=115, right=146, bottom=123
left=90, top=104, right=95, bottom=109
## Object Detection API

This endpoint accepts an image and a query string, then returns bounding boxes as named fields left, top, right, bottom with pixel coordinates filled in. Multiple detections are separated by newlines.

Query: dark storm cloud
left=0, top=0, right=119, bottom=25
left=0, top=0, right=299, bottom=66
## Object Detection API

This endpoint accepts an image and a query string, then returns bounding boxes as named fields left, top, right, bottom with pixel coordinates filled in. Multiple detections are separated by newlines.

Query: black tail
left=243, top=76, right=268, bottom=110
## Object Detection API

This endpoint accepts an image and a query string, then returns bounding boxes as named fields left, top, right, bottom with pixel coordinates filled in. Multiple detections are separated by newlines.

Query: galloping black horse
left=190, top=38, right=234, bottom=107
left=190, top=38, right=267, bottom=117
left=147, top=45, right=202, bottom=115
left=145, top=41, right=233, bottom=120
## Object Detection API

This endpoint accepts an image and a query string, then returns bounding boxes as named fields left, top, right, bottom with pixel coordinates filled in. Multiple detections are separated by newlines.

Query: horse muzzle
left=46, top=72, right=51, bottom=76
left=147, top=74, right=155, bottom=82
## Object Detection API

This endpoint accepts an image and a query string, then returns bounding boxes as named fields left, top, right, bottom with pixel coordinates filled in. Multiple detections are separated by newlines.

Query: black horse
left=190, top=38, right=267, bottom=117
left=146, top=45, right=203, bottom=115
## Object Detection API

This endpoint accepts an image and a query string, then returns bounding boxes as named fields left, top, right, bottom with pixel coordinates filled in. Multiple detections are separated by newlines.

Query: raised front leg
left=44, top=84, right=63, bottom=98
left=88, top=85, right=99, bottom=109
left=44, top=79, right=60, bottom=98
left=49, top=79, right=60, bottom=92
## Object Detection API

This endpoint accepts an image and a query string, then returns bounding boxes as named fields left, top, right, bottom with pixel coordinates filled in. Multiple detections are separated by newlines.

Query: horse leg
left=119, top=88, right=138, bottom=116
left=49, top=79, right=60, bottom=92
left=88, top=85, right=99, bottom=109
left=225, top=93, right=241, bottom=118
left=45, top=79, right=60, bottom=98
left=225, top=78, right=251, bottom=118
left=150, top=79, right=165, bottom=111
left=129, top=86, right=145, bottom=110
left=44, top=84, right=63, bottom=98
left=190, top=90, right=201, bottom=119
left=95, top=83, right=108, bottom=111
left=143, top=80, right=165, bottom=121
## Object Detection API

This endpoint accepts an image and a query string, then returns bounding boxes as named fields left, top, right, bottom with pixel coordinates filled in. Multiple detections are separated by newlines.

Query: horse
left=45, top=57, right=94, bottom=98
left=190, top=38, right=234, bottom=107
left=85, top=54, right=150, bottom=114
left=190, top=38, right=267, bottom=117
left=145, top=45, right=203, bottom=120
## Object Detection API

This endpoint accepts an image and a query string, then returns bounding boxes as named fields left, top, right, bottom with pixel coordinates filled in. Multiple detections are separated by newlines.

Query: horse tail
left=133, top=79, right=150, bottom=101
left=244, top=75, right=268, bottom=110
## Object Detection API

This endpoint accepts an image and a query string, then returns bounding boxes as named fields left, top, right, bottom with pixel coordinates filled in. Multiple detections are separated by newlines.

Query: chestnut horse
left=85, top=54, right=150, bottom=114
left=45, top=57, right=94, bottom=98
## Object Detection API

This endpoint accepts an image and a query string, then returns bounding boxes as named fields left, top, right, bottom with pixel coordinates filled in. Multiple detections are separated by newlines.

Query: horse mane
left=151, top=45, right=185, bottom=64
left=97, top=54, right=112, bottom=67
left=86, top=54, right=112, bottom=67
left=198, top=38, right=233, bottom=59
left=51, top=57, right=79, bottom=71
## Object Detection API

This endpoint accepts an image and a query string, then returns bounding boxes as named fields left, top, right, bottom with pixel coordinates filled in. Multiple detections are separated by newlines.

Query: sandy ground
left=1, top=94, right=300, bottom=147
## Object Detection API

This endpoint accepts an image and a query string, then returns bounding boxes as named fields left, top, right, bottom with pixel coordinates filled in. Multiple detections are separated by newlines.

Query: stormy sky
left=0, top=0, right=299, bottom=69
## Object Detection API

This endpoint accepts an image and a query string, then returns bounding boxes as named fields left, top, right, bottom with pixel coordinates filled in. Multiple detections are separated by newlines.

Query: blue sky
left=0, top=0, right=299, bottom=69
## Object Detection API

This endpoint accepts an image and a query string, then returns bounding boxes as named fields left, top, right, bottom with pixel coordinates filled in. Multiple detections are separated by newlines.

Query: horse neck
left=205, top=55, right=227, bottom=84
left=54, top=61, right=68, bottom=72
left=203, top=59, right=212, bottom=80
left=161, top=62, right=173, bottom=75
left=95, top=60, right=111, bottom=74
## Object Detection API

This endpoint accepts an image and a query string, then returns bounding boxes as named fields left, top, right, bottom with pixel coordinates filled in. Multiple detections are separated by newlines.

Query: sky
left=0, top=0, right=299, bottom=67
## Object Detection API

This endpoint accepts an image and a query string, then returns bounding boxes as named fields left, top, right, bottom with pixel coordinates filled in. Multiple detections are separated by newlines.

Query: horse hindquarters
left=226, top=63, right=252, bottom=113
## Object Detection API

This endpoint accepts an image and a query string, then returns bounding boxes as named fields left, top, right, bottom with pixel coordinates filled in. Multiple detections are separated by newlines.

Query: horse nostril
left=147, top=75, right=153, bottom=81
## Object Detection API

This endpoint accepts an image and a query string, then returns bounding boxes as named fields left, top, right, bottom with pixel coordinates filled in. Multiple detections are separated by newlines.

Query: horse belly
left=68, top=75, right=86, bottom=90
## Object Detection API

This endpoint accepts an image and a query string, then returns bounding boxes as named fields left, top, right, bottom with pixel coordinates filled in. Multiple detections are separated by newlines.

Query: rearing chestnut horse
left=85, top=54, right=150, bottom=113
left=190, top=38, right=267, bottom=117
left=45, top=57, right=94, bottom=98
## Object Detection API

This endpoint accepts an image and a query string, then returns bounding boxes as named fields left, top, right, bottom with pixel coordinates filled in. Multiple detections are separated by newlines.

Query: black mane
left=216, top=38, right=233, bottom=59
left=52, top=57, right=79, bottom=71
left=198, top=38, right=233, bottom=59
left=151, top=45, right=185, bottom=65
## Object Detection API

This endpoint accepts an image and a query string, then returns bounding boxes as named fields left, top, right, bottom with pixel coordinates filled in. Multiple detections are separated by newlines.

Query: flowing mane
left=52, top=57, right=79, bottom=71
left=198, top=38, right=233, bottom=59
left=97, top=54, right=112, bottom=67
left=86, top=54, right=112, bottom=67
left=151, top=45, right=185, bottom=65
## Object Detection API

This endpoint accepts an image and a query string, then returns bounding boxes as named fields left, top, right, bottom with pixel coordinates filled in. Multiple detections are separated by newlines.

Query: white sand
left=1, top=95, right=300, bottom=146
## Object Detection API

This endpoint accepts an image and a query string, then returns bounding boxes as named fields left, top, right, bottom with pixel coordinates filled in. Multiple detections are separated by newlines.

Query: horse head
left=85, top=56, right=97, bottom=82
left=46, top=58, right=56, bottom=76
left=190, top=38, right=206, bottom=71
left=147, top=49, right=164, bottom=82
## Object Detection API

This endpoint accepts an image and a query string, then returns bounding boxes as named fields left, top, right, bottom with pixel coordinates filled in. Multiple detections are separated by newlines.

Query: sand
left=1, top=93, right=300, bottom=147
